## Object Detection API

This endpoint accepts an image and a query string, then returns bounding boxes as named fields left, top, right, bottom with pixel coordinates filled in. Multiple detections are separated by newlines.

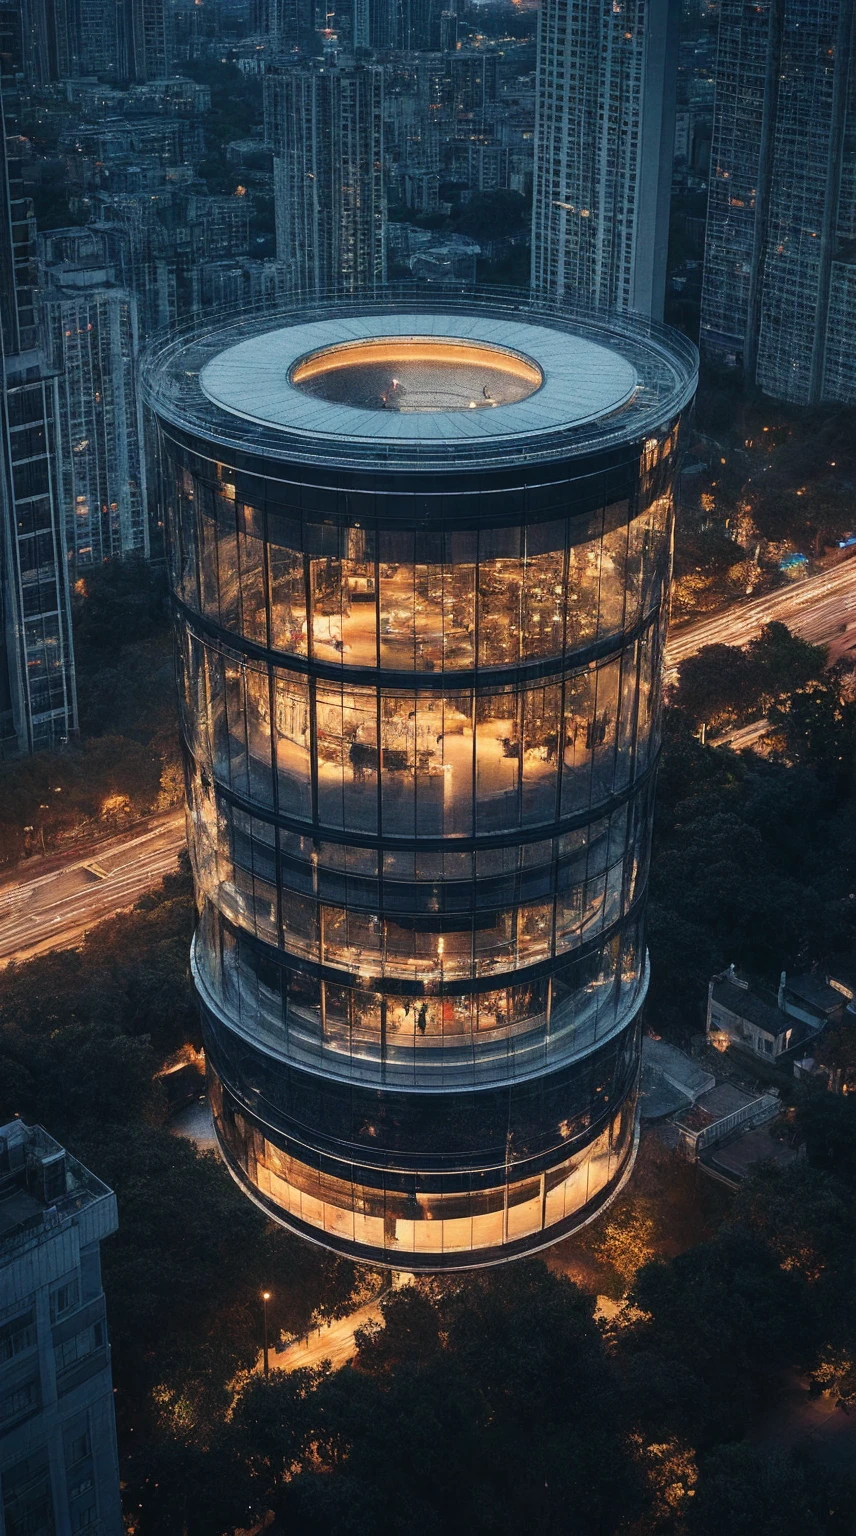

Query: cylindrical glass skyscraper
left=144, top=292, right=696, bottom=1268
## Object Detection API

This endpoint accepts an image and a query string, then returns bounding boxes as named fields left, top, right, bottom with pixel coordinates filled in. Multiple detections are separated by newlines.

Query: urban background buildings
left=700, top=0, right=856, bottom=405
left=531, top=0, right=680, bottom=320
left=265, top=61, right=386, bottom=297
left=0, top=70, right=76, bottom=758
left=1, top=0, right=848, bottom=759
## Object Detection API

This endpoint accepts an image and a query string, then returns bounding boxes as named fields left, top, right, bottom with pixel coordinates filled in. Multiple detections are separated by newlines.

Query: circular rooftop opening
left=290, top=335, right=543, bottom=412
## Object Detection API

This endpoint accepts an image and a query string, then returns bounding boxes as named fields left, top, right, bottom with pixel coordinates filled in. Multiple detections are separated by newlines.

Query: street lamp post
left=262, top=1291, right=271, bottom=1377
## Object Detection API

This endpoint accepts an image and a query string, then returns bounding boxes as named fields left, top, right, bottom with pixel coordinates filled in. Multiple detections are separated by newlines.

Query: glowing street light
left=262, top=1291, right=272, bottom=1377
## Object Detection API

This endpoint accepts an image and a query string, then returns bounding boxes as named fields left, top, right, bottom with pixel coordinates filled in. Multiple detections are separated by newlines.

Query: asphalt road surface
left=665, top=557, right=856, bottom=680
left=264, top=1296, right=389, bottom=1375
left=0, top=809, right=185, bottom=967
left=1, top=558, right=854, bottom=967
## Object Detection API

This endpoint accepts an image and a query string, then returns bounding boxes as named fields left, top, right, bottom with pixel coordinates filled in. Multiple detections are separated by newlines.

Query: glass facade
left=146, top=295, right=695, bottom=1267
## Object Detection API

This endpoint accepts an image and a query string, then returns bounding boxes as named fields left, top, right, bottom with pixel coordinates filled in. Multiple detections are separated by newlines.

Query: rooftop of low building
left=710, top=976, right=786, bottom=1037
left=784, top=971, right=847, bottom=1014
left=0, top=1120, right=113, bottom=1254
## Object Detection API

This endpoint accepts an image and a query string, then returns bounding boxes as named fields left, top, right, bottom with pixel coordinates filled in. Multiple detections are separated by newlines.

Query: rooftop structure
left=144, top=287, right=697, bottom=1269
left=0, top=1121, right=122, bottom=1536
left=707, top=965, right=828, bottom=1063
left=145, top=288, right=696, bottom=468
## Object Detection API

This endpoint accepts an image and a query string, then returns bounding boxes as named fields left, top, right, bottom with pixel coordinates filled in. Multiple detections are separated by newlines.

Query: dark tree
left=687, top=1444, right=834, bottom=1536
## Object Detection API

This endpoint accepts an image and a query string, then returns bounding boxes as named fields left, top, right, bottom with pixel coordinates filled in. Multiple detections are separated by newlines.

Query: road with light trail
left=665, top=556, right=856, bottom=680
left=1, top=557, right=854, bottom=966
left=0, top=809, right=185, bottom=966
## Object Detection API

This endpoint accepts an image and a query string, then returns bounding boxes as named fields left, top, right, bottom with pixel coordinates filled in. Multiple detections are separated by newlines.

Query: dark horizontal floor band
left=203, top=882, right=647, bottom=997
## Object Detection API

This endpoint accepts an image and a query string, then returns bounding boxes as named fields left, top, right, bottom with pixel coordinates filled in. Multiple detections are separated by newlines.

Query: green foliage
left=0, top=864, right=197, bottom=1098
left=0, top=734, right=165, bottom=865
left=0, top=864, right=359, bottom=1531
left=405, top=191, right=531, bottom=248
left=693, top=385, right=856, bottom=558
left=672, top=521, right=744, bottom=581
left=648, top=697, right=856, bottom=1039
left=184, top=59, right=263, bottom=135
left=750, top=622, right=826, bottom=698
left=686, top=1444, right=837, bottom=1536
left=28, top=158, right=85, bottom=230
left=453, top=190, right=529, bottom=240
left=769, top=681, right=856, bottom=792
left=478, top=241, right=531, bottom=287
left=750, top=475, right=851, bottom=554
left=794, top=1082, right=856, bottom=1179
left=673, top=642, right=760, bottom=728
left=730, top=1161, right=854, bottom=1288
left=627, top=1233, right=810, bottom=1440
left=816, top=1017, right=856, bottom=1093
left=222, top=1266, right=644, bottom=1536
left=72, top=556, right=167, bottom=654
left=0, top=557, right=181, bottom=864
left=353, top=1286, right=441, bottom=1374
left=672, top=622, right=825, bottom=729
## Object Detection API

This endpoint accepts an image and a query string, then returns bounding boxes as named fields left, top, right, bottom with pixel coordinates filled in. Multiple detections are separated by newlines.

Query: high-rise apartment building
left=40, top=229, right=150, bottom=574
left=144, top=291, right=696, bottom=1268
left=700, top=0, right=856, bottom=405
left=11, top=0, right=170, bottom=85
left=124, top=0, right=172, bottom=82
left=266, top=62, right=386, bottom=297
left=531, top=0, right=680, bottom=320
left=251, top=0, right=314, bottom=52
left=0, top=79, right=76, bottom=757
left=0, top=1120, right=122, bottom=1536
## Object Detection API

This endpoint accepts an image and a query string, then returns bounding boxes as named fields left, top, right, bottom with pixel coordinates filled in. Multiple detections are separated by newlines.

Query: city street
left=0, top=557, right=854, bottom=968
left=665, top=555, right=856, bottom=679
left=0, top=809, right=185, bottom=967
left=263, top=1295, right=389, bottom=1375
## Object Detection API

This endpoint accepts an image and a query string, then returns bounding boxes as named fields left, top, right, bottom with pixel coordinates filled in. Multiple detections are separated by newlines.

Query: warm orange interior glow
left=291, top=336, right=543, bottom=388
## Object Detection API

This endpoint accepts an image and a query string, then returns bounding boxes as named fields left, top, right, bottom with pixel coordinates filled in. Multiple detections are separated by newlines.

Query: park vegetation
left=0, top=863, right=363, bottom=1501
left=651, top=632, right=856, bottom=1041
left=671, top=382, right=856, bottom=625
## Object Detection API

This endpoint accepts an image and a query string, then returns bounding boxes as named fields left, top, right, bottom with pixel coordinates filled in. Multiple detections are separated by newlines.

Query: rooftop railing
left=141, top=282, right=698, bottom=473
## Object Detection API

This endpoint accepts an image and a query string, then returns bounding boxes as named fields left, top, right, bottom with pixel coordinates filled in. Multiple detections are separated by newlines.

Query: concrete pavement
left=709, top=718, right=771, bottom=752
left=265, top=1296, right=390, bottom=1375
